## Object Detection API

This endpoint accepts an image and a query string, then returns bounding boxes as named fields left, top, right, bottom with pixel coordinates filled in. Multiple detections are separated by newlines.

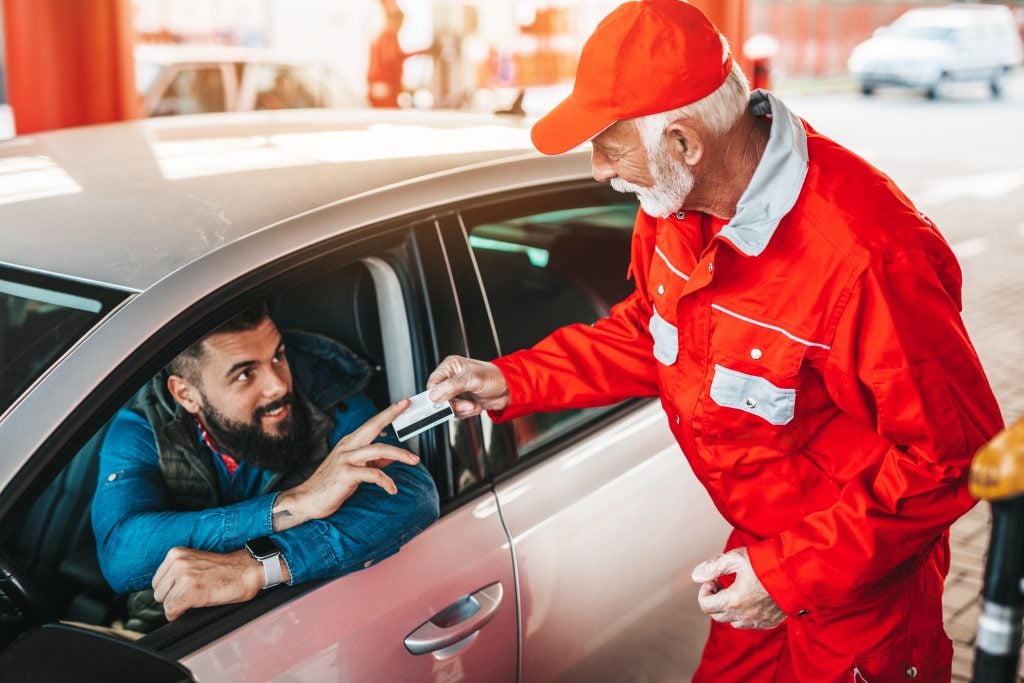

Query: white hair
left=633, top=60, right=751, bottom=156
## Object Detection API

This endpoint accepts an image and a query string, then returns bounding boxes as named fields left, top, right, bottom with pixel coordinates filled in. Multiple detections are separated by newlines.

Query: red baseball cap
left=531, top=0, right=733, bottom=155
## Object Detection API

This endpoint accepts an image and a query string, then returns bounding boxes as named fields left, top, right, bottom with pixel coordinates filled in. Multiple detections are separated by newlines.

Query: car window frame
left=0, top=215, right=476, bottom=660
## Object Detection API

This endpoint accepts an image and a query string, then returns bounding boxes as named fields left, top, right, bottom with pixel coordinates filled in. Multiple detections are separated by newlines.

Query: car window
left=894, top=25, right=956, bottom=42
left=153, top=67, right=226, bottom=116
left=251, top=65, right=322, bottom=110
left=464, top=195, right=639, bottom=462
left=0, top=268, right=125, bottom=415
left=0, top=227, right=464, bottom=651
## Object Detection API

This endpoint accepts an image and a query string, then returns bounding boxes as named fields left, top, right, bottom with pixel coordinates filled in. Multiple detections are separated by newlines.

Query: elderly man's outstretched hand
left=427, top=355, right=510, bottom=418
left=692, top=547, right=786, bottom=630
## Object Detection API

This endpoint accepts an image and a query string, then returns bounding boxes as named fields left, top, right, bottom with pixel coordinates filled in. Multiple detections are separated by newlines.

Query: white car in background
left=134, top=45, right=361, bottom=116
left=848, top=4, right=1023, bottom=99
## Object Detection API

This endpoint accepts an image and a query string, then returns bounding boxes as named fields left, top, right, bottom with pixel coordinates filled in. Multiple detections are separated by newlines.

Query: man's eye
left=236, top=371, right=250, bottom=382
left=272, top=352, right=284, bottom=363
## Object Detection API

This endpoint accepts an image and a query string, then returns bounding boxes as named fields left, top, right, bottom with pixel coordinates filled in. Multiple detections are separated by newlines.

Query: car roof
left=0, top=109, right=541, bottom=292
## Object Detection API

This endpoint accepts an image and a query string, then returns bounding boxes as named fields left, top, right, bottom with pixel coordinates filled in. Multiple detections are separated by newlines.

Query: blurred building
left=130, top=0, right=1024, bottom=109
left=133, top=0, right=395, bottom=103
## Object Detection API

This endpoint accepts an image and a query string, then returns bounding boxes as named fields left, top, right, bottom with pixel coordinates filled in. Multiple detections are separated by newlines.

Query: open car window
left=0, top=232, right=452, bottom=652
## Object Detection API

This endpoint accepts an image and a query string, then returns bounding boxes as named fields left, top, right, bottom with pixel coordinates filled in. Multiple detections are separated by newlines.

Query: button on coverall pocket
left=709, top=364, right=796, bottom=426
left=853, top=624, right=953, bottom=682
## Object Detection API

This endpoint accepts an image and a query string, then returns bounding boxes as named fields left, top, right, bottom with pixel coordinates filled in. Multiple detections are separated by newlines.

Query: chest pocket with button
left=645, top=246, right=690, bottom=367
left=698, top=304, right=810, bottom=444
left=710, top=364, right=795, bottom=425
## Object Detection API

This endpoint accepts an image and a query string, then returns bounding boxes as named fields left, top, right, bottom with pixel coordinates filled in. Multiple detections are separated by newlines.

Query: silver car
left=0, top=109, right=728, bottom=681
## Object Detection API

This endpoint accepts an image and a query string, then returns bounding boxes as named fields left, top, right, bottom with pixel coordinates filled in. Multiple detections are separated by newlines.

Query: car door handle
left=404, top=582, right=504, bottom=655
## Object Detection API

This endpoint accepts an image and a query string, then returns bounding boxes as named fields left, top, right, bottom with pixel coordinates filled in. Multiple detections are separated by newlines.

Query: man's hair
left=633, top=60, right=751, bottom=156
left=166, top=302, right=271, bottom=384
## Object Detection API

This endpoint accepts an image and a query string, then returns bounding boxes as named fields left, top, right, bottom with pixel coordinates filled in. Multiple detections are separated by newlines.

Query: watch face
left=245, top=536, right=280, bottom=559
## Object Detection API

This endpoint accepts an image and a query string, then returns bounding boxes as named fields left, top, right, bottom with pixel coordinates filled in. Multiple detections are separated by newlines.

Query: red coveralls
left=492, top=91, right=1003, bottom=681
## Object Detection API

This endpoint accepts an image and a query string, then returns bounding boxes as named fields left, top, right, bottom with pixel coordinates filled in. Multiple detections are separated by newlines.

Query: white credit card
left=392, top=390, right=454, bottom=442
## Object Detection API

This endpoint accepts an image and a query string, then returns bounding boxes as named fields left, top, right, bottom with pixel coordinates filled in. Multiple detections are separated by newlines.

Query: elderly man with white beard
left=427, top=1, right=1002, bottom=681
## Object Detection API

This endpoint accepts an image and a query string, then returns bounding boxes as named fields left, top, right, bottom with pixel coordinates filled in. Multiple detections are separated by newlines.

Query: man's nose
left=261, top=367, right=288, bottom=397
left=591, top=148, right=616, bottom=183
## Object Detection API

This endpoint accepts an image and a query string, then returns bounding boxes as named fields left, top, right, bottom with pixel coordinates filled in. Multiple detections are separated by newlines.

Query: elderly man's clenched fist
left=692, top=547, right=786, bottom=630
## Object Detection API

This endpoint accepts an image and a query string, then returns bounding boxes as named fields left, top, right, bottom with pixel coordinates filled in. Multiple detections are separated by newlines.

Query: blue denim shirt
left=92, top=393, right=439, bottom=593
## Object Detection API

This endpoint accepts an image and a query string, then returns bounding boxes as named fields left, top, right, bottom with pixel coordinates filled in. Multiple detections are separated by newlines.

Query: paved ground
left=945, top=236, right=1024, bottom=681
left=778, top=73, right=1024, bottom=681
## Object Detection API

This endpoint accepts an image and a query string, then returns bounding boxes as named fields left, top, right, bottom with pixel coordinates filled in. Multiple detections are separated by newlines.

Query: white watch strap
left=259, top=554, right=283, bottom=589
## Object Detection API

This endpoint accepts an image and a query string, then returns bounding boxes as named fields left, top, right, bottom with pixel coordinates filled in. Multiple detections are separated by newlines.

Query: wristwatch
left=244, top=536, right=284, bottom=589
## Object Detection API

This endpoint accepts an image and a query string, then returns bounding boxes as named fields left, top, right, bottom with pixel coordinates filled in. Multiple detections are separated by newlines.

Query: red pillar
left=690, top=0, right=749, bottom=76
left=3, top=0, right=138, bottom=134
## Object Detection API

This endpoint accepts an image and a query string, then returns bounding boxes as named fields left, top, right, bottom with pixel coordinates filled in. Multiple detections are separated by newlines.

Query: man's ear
left=167, top=374, right=202, bottom=415
left=664, top=120, right=703, bottom=167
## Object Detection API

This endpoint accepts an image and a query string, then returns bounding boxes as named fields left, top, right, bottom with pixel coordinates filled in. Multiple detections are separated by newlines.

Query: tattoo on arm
left=271, top=492, right=311, bottom=532
left=272, top=507, right=296, bottom=532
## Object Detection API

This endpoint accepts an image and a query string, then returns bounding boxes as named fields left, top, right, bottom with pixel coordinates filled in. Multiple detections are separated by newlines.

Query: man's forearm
left=153, top=547, right=292, bottom=621
left=271, top=462, right=439, bottom=585
left=95, top=494, right=279, bottom=593
left=271, top=490, right=311, bottom=532
left=491, top=291, right=660, bottom=421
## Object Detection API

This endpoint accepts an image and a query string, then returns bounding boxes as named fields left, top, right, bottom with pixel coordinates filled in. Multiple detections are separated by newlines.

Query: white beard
left=609, top=146, right=695, bottom=219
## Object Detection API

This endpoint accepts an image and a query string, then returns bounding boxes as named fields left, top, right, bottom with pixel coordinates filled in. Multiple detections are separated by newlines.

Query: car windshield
left=0, top=268, right=126, bottom=414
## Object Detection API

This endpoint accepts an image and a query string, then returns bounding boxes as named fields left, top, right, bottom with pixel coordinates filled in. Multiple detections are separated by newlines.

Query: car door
left=181, top=219, right=518, bottom=681
left=450, top=183, right=731, bottom=682
left=0, top=217, right=517, bottom=680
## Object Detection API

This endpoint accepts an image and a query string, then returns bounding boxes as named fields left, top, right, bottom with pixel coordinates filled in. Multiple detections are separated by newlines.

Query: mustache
left=253, top=393, right=294, bottom=420
left=610, top=177, right=648, bottom=194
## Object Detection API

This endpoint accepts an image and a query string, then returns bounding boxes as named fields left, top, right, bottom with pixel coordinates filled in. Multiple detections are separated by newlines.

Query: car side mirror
left=0, top=623, right=195, bottom=682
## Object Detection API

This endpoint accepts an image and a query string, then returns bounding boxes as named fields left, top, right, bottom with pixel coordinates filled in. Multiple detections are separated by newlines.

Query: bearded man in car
left=93, top=302, right=438, bottom=632
left=426, top=1, right=1002, bottom=680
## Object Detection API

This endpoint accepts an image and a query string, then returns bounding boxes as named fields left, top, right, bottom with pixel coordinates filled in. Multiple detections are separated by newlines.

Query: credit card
left=392, top=390, right=454, bottom=442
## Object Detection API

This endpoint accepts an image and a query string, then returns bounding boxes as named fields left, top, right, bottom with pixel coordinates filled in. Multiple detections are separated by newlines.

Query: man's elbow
left=97, top=545, right=147, bottom=594
left=94, top=523, right=158, bottom=594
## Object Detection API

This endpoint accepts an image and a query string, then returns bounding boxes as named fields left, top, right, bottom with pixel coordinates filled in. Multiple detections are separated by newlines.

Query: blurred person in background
left=426, top=1, right=1002, bottom=680
left=367, top=0, right=431, bottom=108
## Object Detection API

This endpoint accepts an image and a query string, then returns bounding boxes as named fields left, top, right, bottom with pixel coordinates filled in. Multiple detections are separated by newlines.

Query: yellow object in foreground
left=970, top=415, right=1024, bottom=501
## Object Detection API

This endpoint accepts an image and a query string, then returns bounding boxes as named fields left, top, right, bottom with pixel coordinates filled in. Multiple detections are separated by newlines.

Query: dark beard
left=199, top=392, right=313, bottom=472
